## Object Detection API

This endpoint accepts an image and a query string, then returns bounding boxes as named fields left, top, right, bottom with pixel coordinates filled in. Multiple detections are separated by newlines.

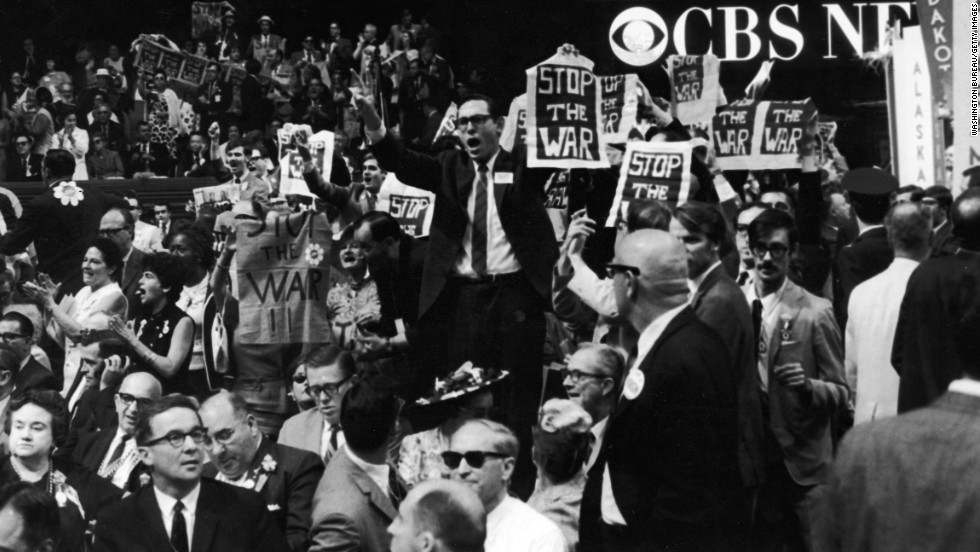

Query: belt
left=449, top=272, right=523, bottom=285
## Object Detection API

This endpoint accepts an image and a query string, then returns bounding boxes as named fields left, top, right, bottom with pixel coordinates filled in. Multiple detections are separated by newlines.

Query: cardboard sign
left=192, top=184, right=237, bottom=207
left=236, top=211, right=332, bottom=344
left=277, top=125, right=335, bottom=197
left=890, top=26, right=945, bottom=188
left=712, top=99, right=817, bottom=170
left=526, top=51, right=609, bottom=168
left=500, top=94, right=528, bottom=152
left=433, top=102, right=458, bottom=143
left=191, top=1, right=234, bottom=40
left=178, top=55, right=209, bottom=86
left=543, top=170, right=571, bottom=240
left=159, top=50, right=185, bottom=81
left=605, top=141, right=693, bottom=227
left=136, top=41, right=164, bottom=73
left=599, top=75, right=643, bottom=144
left=377, top=173, right=436, bottom=237
left=668, top=55, right=724, bottom=125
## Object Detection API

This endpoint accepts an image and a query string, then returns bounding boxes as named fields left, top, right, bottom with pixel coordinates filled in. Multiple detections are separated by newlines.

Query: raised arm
left=354, top=93, right=443, bottom=192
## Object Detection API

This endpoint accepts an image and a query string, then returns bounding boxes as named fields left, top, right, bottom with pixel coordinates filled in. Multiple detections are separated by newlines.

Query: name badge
left=495, top=172, right=514, bottom=184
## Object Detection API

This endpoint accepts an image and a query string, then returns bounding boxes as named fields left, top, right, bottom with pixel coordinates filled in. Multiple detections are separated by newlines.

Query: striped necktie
left=471, top=164, right=489, bottom=275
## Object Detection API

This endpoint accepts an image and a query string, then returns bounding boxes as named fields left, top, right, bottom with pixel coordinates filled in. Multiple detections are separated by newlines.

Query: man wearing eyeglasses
left=445, top=419, right=566, bottom=552
left=87, top=106, right=127, bottom=154
left=93, top=393, right=290, bottom=552
left=99, top=207, right=145, bottom=317
left=562, top=344, right=623, bottom=471
left=74, top=372, right=162, bottom=491
left=200, top=391, right=323, bottom=552
left=278, top=345, right=355, bottom=462
left=0, top=313, right=55, bottom=394
left=357, top=82, right=559, bottom=498
left=741, top=209, right=847, bottom=551
left=6, top=134, right=42, bottom=182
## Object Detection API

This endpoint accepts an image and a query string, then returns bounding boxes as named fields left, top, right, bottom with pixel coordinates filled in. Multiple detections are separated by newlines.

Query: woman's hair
left=9, top=389, right=69, bottom=448
left=166, top=226, right=216, bottom=271
left=141, top=252, right=190, bottom=304
left=88, top=237, right=124, bottom=283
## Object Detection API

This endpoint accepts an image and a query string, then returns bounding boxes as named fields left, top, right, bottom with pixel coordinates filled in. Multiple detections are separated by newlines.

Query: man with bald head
left=894, top=188, right=980, bottom=412
left=388, top=479, right=487, bottom=552
left=74, top=371, right=162, bottom=491
left=200, top=390, right=324, bottom=552
left=580, top=230, right=742, bottom=552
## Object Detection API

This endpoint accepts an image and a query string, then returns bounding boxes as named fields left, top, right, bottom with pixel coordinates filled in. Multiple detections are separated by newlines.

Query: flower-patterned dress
left=326, top=276, right=380, bottom=350
left=397, top=426, right=452, bottom=489
left=131, top=301, right=193, bottom=395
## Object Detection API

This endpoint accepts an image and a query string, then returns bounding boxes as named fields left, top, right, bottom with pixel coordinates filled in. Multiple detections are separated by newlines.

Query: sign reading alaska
left=609, top=3, right=918, bottom=65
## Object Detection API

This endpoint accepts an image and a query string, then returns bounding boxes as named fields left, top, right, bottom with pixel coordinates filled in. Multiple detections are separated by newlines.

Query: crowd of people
left=0, top=7, right=977, bottom=552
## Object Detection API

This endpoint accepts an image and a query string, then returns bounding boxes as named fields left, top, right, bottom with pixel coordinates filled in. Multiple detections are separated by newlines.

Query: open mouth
left=465, top=137, right=481, bottom=149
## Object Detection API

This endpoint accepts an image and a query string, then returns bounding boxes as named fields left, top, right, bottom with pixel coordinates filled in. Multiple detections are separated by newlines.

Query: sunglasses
left=441, top=450, right=510, bottom=469
left=292, top=373, right=306, bottom=385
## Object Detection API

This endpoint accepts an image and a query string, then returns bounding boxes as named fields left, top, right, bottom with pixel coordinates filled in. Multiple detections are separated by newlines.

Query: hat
left=223, top=9, right=235, bottom=18
left=415, top=362, right=508, bottom=406
left=303, top=36, right=314, bottom=43
left=94, top=68, right=111, bottom=78
left=841, top=167, right=899, bottom=196
left=257, top=15, right=274, bottom=24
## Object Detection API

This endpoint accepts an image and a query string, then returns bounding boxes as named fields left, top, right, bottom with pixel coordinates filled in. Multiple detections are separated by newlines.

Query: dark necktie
left=106, top=434, right=130, bottom=466
left=171, top=501, right=189, bottom=552
left=23, top=157, right=28, bottom=176
left=737, top=271, right=749, bottom=286
left=388, top=469, right=405, bottom=509
left=324, top=424, right=340, bottom=463
left=752, top=299, right=763, bottom=357
left=472, top=164, right=489, bottom=275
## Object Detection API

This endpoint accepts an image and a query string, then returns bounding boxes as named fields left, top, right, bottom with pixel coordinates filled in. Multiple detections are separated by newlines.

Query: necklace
left=10, top=457, right=53, bottom=495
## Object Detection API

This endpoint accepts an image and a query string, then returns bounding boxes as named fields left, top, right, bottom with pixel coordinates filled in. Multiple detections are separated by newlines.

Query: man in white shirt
left=92, top=394, right=289, bottom=551
left=122, top=192, right=164, bottom=253
left=846, top=203, right=931, bottom=424
left=74, top=372, right=162, bottom=491
left=445, top=419, right=567, bottom=552
left=561, top=343, right=624, bottom=471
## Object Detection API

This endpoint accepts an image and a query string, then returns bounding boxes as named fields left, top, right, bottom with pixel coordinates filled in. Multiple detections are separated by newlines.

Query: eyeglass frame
left=306, top=373, right=355, bottom=399
left=440, top=450, right=511, bottom=469
left=456, top=114, right=492, bottom=128
left=750, top=242, right=791, bottom=260
left=605, top=263, right=641, bottom=279
left=0, top=332, right=29, bottom=342
left=98, top=226, right=131, bottom=238
left=142, top=427, right=208, bottom=448
left=561, top=368, right=611, bottom=385
left=116, top=392, right=155, bottom=410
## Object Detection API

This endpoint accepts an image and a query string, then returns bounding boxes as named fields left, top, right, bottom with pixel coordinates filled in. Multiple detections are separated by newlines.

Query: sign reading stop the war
left=500, top=94, right=527, bottom=152
left=526, top=50, right=609, bottom=168
left=377, top=173, right=436, bottom=237
left=598, top=74, right=645, bottom=144
left=605, top=141, right=693, bottom=227
left=668, top=54, right=724, bottom=125
left=712, top=99, right=817, bottom=170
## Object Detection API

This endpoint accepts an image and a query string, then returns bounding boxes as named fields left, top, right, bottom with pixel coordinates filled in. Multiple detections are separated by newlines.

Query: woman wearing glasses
left=23, top=238, right=127, bottom=403
left=1, top=389, right=122, bottom=552
left=106, top=253, right=194, bottom=396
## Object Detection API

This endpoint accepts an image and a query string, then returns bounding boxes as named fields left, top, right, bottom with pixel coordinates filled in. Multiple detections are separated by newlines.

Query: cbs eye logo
left=609, top=7, right=669, bottom=66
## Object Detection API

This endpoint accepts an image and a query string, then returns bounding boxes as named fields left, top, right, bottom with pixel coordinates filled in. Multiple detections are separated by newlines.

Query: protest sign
left=500, top=94, right=528, bottom=152
left=605, top=141, right=693, bottom=227
left=599, top=74, right=644, bottom=144
left=667, top=55, right=724, bottom=124
left=889, top=26, right=945, bottom=188
left=277, top=125, right=335, bottom=197
left=192, top=184, right=237, bottom=207
left=236, top=211, right=332, bottom=344
left=526, top=50, right=609, bottom=168
left=377, top=173, right=436, bottom=237
left=135, top=40, right=164, bottom=73
left=712, top=99, right=817, bottom=171
left=159, top=49, right=185, bottom=81
left=178, top=54, right=208, bottom=86
left=543, top=170, right=571, bottom=240
left=433, top=102, right=458, bottom=143
left=952, top=0, right=980, bottom=194
left=191, top=1, right=233, bottom=40
left=917, top=0, right=954, bottom=107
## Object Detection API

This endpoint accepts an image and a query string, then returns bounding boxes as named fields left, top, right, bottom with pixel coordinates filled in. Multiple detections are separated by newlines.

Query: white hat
left=257, top=15, right=274, bottom=24
left=95, top=68, right=112, bottom=78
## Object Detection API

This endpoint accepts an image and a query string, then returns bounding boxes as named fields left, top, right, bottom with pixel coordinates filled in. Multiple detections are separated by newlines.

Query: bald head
left=399, top=479, right=487, bottom=552
left=884, top=202, right=932, bottom=260
left=617, top=229, right=689, bottom=283
left=119, top=372, right=163, bottom=398
left=953, top=188, right=980, bottom=251
left=611, top=229, right=690, bottom=327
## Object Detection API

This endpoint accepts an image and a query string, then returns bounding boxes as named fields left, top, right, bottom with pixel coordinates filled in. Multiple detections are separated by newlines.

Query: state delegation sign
left=606, top=141, right=693, bottom=227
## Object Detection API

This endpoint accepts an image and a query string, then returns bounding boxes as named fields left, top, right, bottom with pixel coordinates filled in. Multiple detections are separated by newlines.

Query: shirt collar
left=949, top=378, right=980, bottom=397
left=858, top=224, right=884, bottom=237
left=689, top=260, right=722, bottom=294
left=344, top=446, right=389, bottom=495
left=591, top=416, right=608, bottom=440
left=634, top=303, right=688, bottom=369
left=154, top=481, right=201, bottom=517
left=471, top=149, right=500, bottom=173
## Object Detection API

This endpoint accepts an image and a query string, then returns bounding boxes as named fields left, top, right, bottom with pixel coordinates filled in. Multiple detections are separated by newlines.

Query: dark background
left=1, top=0, right=925, bottom=168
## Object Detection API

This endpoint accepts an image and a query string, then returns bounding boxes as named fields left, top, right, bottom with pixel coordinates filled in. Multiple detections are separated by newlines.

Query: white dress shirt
left=100, top=427, right=140, bottom=488
left=319, top=423, right=346, bottom=459
left=154, top=482, right=200, bottom=547
left=846, top=257, right=920, bottom=424
left=486, top=495, right=568, bottom=552
left=949, top=378, right=980, bottom=397
left=601, top=303, right=687, bottom=525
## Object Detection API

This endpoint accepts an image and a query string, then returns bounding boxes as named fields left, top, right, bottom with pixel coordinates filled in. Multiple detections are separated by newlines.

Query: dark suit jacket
left=176, top=151, right=216, bottom=178
left=127, top=141, right=171, bottom=177
left=893, top=250, right=980, bottom=412
left=6, top=153, right=43, bottom=181
left=13, top=356, right=57, bottom=393
left=0, top=179, right=129, bottom=296
left=309, top=448, right=398, bottom=552
left=240, top=74, right=270, bottom=132
left=87, top=120, right=128, bottom=153
left=580, top=308, right=742, bottom=552
left=370, top=133, right=559, bottom=318
left=327, top=38, right=354, bottom=69
left=120, top=247, right=145, bottom=314
left=816, top=391, right=980, bottom=552
left=832, top=226, right=892, bottom=329
left=193, top=80, right=232, bottom=120
left=93, top=478, right=290, bottom=552
left=691, top=264, right=766, bottom=487
left=72, top=423, right=152, bottom=493
left=203, top=437, right=324, bottom=552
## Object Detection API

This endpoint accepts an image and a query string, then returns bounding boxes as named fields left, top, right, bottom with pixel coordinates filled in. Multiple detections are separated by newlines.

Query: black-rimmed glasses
left=605, top=263, right=641, bottom=278
left=561, top=368, right=610, bottom=385
left=751, top=243, right=790, bottom=260
left=116, top=392, right=154, bottom=410
left=306, top=374, right=354, bottom=399
left=143, top=428, right=208, bottom=448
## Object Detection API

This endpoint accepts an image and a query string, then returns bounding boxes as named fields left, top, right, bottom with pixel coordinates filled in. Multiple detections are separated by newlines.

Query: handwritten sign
left=433, top=102, right=458, bottom=143
left=526, top=51, right=609, bottom=168
left=277, top=125, right=335, bottom=197
left=599, top=75, right=643, bottom=144
left=159, top=50, right=185, bottom=81
left=236, top=211, right=332, bottom=344
left=712, top=99, right=817, bottom=170
left=891, top=26, right=945, bottom=188
left=377, top=173, right=435, bottom=237
left=668, top=54, right=723, bottom=125
left=544, top=170, right=571, bottom=240
left=500, top=94, right=527, bottom=152
left=178, top=55, right=208, bottom=86
left=192, top=184, right=236, bottom=207
left=136, top=41, right=164, bottom=73
left=191, top=1, right=233, bottom=40
left=605, top=141, right=693, bottom=227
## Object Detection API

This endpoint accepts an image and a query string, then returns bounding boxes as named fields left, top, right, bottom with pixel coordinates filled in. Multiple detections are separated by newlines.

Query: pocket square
left=268, top=504, right=281, bottom=512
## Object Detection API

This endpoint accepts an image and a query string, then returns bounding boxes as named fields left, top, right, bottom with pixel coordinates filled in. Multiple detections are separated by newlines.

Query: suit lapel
left=765, top=281, right=803, bottom=370
left=89, top=427, right=116, bottom=469
left=138, top=487, right=175, bottom=552
left=192, top=481, right=219, bottom=552
left=455, top=156, right=475, bottom=215
left=122, top=249, right=142, bottom=294
left=690, top=264, right=724, bottom=311
left=342, top=452, right=398, bottom=521
left=307, top=410, right=325, bottom=456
